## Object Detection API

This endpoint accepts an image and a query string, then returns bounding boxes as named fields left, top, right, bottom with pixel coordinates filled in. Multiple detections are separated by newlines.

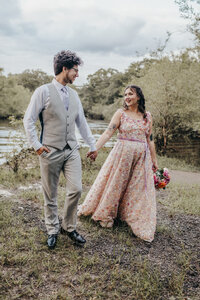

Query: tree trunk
left=162, top=119, right=167, bottom=154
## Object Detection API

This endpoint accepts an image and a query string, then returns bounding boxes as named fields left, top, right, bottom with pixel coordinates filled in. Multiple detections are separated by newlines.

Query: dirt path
left=169, top=169, right=200, bottom=185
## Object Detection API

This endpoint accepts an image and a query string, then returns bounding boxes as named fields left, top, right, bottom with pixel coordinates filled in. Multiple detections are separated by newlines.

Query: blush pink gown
left=78, top=109, right=156, bottom=242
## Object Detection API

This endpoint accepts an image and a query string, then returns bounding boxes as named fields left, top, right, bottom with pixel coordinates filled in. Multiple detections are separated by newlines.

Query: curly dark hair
left=123, top=85, right=147, bottom=120
left=53, top=50, right=83, bottom=75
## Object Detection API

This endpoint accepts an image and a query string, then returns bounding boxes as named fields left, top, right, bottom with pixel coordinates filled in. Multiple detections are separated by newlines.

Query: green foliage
left=175, top=0, right=200, bottom=46
left=124, top=52, right=200, bottom=152
left=0, top=74, right=31, bottom=119
left=0, top=3, right=199, bottom=152
left=79, top=68, right=126, bottom=119
left=0, top=69, right=53, bottom=119
left=13, top=69, right=53, bottom=92
left=124, top=58, right=158, bottom=81
left=78, top=48, right=200, bottom=155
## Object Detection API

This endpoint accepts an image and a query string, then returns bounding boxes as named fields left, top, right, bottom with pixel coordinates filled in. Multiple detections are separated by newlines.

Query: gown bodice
left=117, top=109, right=151, bottom=143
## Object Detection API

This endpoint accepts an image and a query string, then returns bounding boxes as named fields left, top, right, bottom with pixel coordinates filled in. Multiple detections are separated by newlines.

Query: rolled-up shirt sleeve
left=23, top=86, right=47, bottom=151
left=75, top=93, right=96, bottom=151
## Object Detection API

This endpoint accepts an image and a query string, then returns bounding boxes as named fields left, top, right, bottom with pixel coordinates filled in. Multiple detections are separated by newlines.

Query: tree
left=14, top=69, right=53, bottom=92
left=0, top=73, right=31, bottom=119
left=175, top=0, right=200, bottom=46
left=126, top=52, right=200, bottom=152
left=78, top=68, right=126, bottom=119
left=88, top=68, right=120, bottom=103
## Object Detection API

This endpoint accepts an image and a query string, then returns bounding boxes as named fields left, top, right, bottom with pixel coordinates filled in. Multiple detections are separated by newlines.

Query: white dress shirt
left=23, top=78, right=96, bottom=151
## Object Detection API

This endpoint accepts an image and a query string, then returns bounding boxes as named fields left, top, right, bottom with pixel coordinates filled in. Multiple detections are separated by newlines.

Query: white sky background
left=0, top=0, right=195, bottom=85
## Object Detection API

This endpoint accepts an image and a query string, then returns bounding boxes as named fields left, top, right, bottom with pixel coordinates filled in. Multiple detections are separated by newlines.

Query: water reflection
left=76, top=121, right=115, bottom=148
left=0, top=120, right=115, bottom=165
left=0, top=122, right=24, bottom=164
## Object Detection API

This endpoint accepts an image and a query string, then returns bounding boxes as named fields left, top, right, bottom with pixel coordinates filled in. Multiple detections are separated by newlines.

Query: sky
left=0, top=0, right=195, bottom=85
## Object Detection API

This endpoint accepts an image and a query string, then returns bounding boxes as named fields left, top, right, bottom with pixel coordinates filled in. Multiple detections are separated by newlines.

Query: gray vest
left=40, top=83, right=79, bottom=150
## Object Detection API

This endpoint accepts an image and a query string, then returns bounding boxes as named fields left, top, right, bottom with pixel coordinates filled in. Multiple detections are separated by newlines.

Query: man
left=23, top=50, right=98, bottom=249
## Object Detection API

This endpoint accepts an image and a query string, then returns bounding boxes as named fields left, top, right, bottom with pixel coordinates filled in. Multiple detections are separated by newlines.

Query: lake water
left=0, top=120, right=115, bottom=165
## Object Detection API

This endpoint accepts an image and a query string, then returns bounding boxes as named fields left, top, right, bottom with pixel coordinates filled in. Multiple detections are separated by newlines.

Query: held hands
left=87, top=150, right=98, bottom=161
left=36, top=146, right=51, bottom=156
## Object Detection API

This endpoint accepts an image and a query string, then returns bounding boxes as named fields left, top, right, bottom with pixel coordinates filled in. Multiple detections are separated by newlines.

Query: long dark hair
left=123, top=85, right=147, bottom=120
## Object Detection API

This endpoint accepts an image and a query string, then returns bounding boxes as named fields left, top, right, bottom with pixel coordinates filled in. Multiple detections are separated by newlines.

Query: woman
left=78, top=85, right=158, bottom=242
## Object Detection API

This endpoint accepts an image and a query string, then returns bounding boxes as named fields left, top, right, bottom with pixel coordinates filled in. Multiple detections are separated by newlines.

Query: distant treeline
left=0, top=0, right=200, bottom=153
left=0, top=48, right=199, bottom=153
left=79, top=49, right=200, bottom=151
left=0, top=69, right=53, bottom=119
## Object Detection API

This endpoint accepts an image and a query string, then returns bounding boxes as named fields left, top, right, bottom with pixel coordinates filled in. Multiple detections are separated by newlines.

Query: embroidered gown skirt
left=78, top=110, right=156, bottom=242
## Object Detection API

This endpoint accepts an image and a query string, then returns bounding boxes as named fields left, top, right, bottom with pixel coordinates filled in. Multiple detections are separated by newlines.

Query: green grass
left=0, top=147, right=199, bottom=299
left=157, top=155, right=200, bottom=172
left=1, top=199, right=195, bottom=300
left=157, top=183, right=200, bottom=216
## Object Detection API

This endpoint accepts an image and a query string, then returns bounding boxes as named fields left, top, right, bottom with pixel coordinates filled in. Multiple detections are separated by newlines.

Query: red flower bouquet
left=154, top=168, right=170, bottom=190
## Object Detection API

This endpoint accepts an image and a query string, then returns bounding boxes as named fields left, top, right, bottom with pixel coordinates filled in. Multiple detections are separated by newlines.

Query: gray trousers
left=39, top=146, right=82, bottom=235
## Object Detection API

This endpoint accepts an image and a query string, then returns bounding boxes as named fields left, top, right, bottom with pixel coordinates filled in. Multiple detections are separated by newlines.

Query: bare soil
left=1, top=169, right=200, bottom=299
left=10, top=191, right=200, bottom=299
